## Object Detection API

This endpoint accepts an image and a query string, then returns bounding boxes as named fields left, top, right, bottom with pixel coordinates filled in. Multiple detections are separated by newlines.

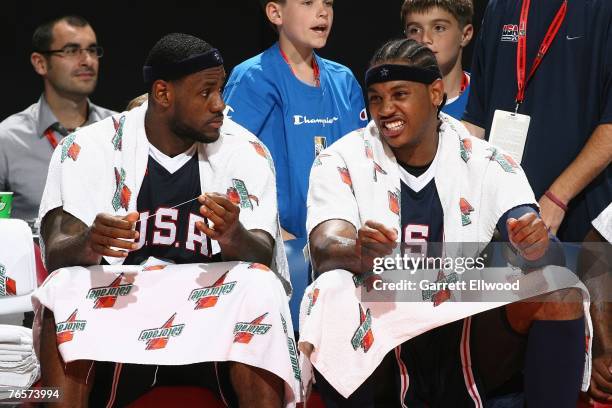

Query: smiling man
left=299, top=39, right=589, bottom=407
left=36, top=33, right=298, bottom=407
left=0, top=16, right=115, bottom=222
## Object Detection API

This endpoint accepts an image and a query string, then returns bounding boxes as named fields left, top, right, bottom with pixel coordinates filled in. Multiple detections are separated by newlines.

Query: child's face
left=404, top=7, right=472, bottom=75
left=277, top=0, right=334, bottom=50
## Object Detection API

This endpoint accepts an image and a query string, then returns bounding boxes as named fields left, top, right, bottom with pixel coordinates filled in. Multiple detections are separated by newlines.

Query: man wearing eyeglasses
left=0, top=15, right=115, bottom=225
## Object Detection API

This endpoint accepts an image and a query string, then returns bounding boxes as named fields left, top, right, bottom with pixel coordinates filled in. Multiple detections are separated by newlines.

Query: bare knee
left=506, top=288, right=584, bottom=334
left=229, top=362, right=283, bottom=408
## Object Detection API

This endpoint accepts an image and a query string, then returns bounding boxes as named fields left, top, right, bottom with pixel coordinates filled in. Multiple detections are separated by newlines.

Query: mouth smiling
left=380, top=118, right=406, bottom=138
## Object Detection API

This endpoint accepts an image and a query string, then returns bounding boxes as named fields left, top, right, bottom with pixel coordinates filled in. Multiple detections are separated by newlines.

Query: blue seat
left=285, top=238, right=310, bottom=332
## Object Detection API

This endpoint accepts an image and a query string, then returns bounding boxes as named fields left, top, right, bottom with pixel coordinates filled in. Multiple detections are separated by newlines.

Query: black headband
left=365, top=64, right=441, bottom=88
left=143, top=48, right=224, bottom=84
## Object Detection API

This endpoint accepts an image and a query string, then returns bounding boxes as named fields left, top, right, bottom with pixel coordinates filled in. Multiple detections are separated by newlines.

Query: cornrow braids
left=369, top=38, right=446, bottom=117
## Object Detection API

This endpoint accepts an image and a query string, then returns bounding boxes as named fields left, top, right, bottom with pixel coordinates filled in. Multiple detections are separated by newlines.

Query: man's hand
left=196, top=193, right=242, bottom=245
left=89, top=212, right=139, bottom=257
left=588, top=353, right=612, bottom=403
left=357, top=220, right=398, bottom=272
left=507, top=212, right=549, bottom=261
left=538, top=194, right=566, bottom=236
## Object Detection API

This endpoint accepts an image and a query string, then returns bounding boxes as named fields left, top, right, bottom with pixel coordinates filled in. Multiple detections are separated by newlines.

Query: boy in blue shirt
left=402, top=0, right=474, bottom=120
left=223, top=0, right=367, bottom=239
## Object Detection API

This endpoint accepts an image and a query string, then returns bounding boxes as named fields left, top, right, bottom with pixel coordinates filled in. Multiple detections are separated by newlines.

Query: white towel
left=592, top=202, right=611, bottom=242
left=33, top=262, right=302, bottom=406
left=307, top=115, right=537, bottom=253
left=38, top=102, right=291, bottom=295
left=0, top=325, right=39, bottom=398
left=300, top=115, right=593, bottom=397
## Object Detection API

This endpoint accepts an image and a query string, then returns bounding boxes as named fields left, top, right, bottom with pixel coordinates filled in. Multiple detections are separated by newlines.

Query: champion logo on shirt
left=293, top=115, right=339, bottom=126
left=501, top=24, right=519, bottom=42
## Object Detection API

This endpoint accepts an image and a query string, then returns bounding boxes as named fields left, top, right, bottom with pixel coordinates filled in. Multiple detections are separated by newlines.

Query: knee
left=534, top=288, right=584, bottom=320
left=507, top=288, right=584, bottom=333
left=230, top=362, right=283, bottom=407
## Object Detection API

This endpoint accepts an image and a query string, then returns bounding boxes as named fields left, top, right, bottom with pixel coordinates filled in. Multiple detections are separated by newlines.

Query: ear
left=429, top=78, right=445, bottom=108
left=460, top=24, right=474, bottom=48
left=151, top=80, right=173, bottom=109
left=265, top=2, right=283, bottom=27
left=30, top=52, right=48, bottom=76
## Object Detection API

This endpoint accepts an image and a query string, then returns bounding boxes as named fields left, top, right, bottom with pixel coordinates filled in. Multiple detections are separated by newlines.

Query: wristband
left=544, top=190, right=568, bottom=212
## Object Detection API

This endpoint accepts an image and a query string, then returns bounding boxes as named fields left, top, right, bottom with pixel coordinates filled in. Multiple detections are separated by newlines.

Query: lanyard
left=515, top=0, right=567, bottom=112
left=279, top=48, right=321, bottom=87
left=44, top=128, right=59, bottom=149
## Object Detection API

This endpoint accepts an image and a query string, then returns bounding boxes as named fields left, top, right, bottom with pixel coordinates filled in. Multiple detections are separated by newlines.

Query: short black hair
left=145, top=33, right=213, bottom=72
left=32, top=15, right=90, bottom=52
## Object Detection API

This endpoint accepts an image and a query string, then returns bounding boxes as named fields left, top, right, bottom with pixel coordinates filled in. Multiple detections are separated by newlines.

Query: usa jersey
left=399, top=162, right=444, bottom=256
left=223, top=42, right=368, bottom=238
left=126, top=152, right=220, bottom=265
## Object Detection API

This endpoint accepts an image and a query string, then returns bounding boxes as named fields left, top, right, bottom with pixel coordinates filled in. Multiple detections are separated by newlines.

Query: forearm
left=548, top=124, right=612, bottom=202
left=310, top=220, right=363, bottom=277
left=41, top=208, right=101, bottom=272
left=219, top=226, right=273, bottom=266
left=45, top=230, right=101, bottom=272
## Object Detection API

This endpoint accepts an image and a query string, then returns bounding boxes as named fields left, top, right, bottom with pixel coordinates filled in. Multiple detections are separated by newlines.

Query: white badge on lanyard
left=488, top=110, right=530, bottom=164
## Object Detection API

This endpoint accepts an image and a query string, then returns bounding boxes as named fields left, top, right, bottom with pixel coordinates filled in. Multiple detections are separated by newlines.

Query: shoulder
left=227, top=51, right=271, bottom=84
left=319, top=57, right=359, bottom=82
left=70, top=113, right=117, bottom=146
left=326, top=126, right=366, bottom=155
left=441, top=115, right=523, bottom=174
left=0, top=102, right=39, bottom=142
left=216, top=118, right=270, bottom=158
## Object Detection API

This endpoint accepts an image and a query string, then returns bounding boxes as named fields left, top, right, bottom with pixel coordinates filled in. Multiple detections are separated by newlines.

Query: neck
left=144, top=108, right=195, bottom=157
left=442, top=58, right=464, bottom=100
left=43, top=86, right=89, bottom=129
left=278, top=38, right=317, bottom=85
left=394, top=124, right=439, bottom=167
left=278, top=37, right=314, bottom=66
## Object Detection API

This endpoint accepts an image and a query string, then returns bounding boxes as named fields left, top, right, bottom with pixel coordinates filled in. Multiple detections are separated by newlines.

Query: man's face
left=43, top=21, right=99, bottom=97
left=404, top=7, right=471, bottom=76
left=170, top=66, right=226, bottom=144
left=367, top=76, right=443, bottom=151
left=277, top=0, right=334, bottom=50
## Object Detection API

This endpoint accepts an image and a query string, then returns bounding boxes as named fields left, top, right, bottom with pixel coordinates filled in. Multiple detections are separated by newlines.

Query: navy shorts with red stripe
left=315, top=307, right=526, bottom=407
left=88, top=361, right=237, bottom=407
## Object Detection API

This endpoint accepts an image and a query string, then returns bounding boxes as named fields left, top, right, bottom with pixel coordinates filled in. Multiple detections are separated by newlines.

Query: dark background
left=0, top=0, right=485, bottom=120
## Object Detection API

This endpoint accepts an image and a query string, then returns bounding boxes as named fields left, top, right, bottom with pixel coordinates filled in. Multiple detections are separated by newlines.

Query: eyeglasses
left=40, top=45, right=104, bottom=59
